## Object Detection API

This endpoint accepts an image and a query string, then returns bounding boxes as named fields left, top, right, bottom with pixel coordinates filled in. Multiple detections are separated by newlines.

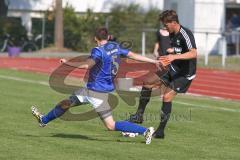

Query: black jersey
left=169, top=26, right=197, bottom=79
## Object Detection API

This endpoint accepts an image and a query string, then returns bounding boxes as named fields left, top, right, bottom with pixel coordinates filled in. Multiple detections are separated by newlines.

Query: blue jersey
left=87, top=42, right=129, bottom=92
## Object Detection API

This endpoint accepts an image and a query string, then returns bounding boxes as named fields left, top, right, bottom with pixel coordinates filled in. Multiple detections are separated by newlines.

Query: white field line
left=191, top=83, right=240, bottom=91
left=196, top=74, right=240, bottom=81
left=148, top=95, right=240, bottom=113
left=129, top=85, right=240, bottom=99
left=185, top=92, right=224, bottom=100
left=196, top=77, right=240, bottom=85
left=0, top=75, right=49, bottom=86
left=173, top=101, right=240, bottom=113
left=189, top=88, right=240, bottom=97
left=0, top=74, right=239, bottom=113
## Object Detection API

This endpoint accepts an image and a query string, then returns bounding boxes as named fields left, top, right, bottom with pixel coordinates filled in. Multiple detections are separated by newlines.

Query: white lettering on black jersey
left=169, top=26, right=197, bottom=78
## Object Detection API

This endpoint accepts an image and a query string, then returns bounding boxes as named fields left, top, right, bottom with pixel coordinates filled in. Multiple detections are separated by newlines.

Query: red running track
left=0, top=57, right=239, bottom=101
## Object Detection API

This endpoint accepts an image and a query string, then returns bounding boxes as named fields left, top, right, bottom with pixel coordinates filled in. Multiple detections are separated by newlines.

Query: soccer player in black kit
left=128, top=10, right=197, bottom=139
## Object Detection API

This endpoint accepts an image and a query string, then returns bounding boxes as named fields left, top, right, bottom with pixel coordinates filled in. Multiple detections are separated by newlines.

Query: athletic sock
left=136, top=86, right=152, bottom=115
left=41, top=105, right=66, bottom=124
left=115, top=121, right=147, bottom=134
left=156, top=102, right=172, bottom=132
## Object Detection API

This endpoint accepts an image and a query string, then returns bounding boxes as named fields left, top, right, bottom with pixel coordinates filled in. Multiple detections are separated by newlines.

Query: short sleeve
left=119, top=47, right=129, bottom=57
left=180, top=28, right=197, bottom=50
left=90, top=48, right=102, bottom=63
left=188, top=32, right=197, bottom=49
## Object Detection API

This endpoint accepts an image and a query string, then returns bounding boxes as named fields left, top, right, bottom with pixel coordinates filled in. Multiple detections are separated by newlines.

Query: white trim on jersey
left=180, top=28, right=193, bottom=49
left=186, top=74, right=196, bottom=80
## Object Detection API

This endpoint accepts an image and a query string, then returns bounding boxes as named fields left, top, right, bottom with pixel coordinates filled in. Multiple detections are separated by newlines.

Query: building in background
left=4, top=0, right=240, bottom=55
left=5, top=0, right=164, bottom=41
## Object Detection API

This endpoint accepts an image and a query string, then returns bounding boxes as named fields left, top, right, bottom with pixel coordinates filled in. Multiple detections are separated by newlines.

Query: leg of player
left=93, top=91, right=154, bottom=144
left=153, top=88, right=176, bottom=139
left=128, top=73, right=161, bottom=123
left=31, top=99, right=76, bottom=127
left=102, top=116, right=154, bottom=144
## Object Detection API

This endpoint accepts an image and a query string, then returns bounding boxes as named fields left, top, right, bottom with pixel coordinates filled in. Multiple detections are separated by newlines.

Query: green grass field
left=0, top=69, right=240, bottom=160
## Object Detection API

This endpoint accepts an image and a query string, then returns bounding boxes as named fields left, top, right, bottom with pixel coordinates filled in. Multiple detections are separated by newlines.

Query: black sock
left=136, top=86, right=152, bottom=115
left=156, top=102, right=172, bottom=133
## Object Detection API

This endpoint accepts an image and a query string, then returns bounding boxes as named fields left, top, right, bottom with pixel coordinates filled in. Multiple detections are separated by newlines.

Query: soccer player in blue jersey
left=31, top=27, right=165, bottom=144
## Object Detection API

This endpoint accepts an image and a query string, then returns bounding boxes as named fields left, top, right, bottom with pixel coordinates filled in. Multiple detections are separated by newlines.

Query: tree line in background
left=0, top=3, right=161, bottom=53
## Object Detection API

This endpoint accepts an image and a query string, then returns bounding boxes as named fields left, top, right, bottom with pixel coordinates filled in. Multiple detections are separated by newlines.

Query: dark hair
left=159, top=10, right=179, bottom=24
left=108, top=34, right=117, bottom=41
left=95, top=27, right=108, bottom=40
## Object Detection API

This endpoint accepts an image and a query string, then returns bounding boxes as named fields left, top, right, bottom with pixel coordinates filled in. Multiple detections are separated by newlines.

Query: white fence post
left=41, top=13, right=46, bottom=49
left=222, top=36, right=226, bottom=67
left=142, top=31, right=145, bottom=56
left=204, top=32, right=209, bottom=66
left=236, top=32, right=239, bottom=56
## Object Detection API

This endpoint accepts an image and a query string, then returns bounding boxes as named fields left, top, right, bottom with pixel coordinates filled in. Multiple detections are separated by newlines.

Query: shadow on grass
left=24, top=133, right=144, bottom=144
left=51, top=133, right=138, bottom=144
left=52, top=133, right=93, bottom=140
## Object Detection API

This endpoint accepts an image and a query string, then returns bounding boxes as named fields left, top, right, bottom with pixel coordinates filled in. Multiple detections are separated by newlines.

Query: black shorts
left=155, top=68, right=192, bottom=93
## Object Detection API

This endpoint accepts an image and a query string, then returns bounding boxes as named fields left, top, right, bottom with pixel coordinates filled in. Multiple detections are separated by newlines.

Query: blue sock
left=115, top=121, right=147, bottom=134
left=41, top=105, right=66, bottom=124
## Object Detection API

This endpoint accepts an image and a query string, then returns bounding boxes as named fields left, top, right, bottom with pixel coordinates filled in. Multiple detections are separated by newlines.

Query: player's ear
left=94, top=37, right=98, bottom=43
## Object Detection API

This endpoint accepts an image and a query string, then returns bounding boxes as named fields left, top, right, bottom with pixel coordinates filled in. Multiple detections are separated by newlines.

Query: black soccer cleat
left=128, top=113, right=144, bottom=124
left=153, top=130, right=165, bottom=139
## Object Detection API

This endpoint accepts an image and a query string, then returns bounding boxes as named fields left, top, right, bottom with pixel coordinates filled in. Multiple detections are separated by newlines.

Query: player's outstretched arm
left=60, top=58, right=96, bottom=69
left=127, top=51, right=170, bottom=69
left=127, top=51, right=157, bottom=64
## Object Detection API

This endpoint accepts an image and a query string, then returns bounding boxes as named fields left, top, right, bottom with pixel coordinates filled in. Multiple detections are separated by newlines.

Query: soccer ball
left=121, top=132, right=139, bottom=138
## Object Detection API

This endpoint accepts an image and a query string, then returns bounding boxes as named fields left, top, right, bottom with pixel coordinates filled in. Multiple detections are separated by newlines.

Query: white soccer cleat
left=144, top=127, right=154, bottom=145
left=31, top=106, right=46, bottom=127
left=121, top=132, right=139, bottom=138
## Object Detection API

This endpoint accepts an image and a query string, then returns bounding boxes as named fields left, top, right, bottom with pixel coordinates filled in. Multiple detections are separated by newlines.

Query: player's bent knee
left=103, top=116, right=115, bottom=131
left=59, top=100, right=72, bottom=110
left=143, top=79, right=154, bottom=87
left=143, top=84, right=153, bottom=89
left=106, top=123, right=115, bottom=131
left=163, top=94, right=173, bottom=102
left=143, top=80, right=155, bottom=89
left=143, top=77, right=160, bottom=88
left=107, top=126, right=115, bottom=131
